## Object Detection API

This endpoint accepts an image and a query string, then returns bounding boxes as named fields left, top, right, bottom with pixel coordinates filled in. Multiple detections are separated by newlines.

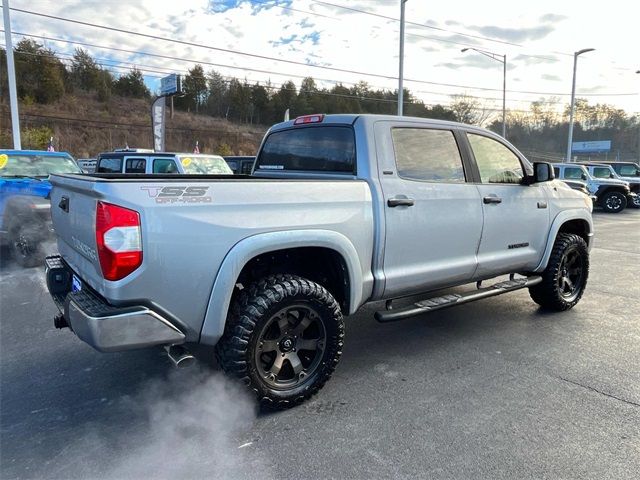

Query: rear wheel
left=600, top=191, right=627, bottom=213
left=215, top=274, right=344, bottom=409
left=529, top=233, right=589, bottom=311
left=631, top=194, right=640, bottom=208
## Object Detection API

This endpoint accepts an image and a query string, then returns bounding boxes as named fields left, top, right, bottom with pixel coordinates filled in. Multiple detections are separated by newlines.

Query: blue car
left=0, top=150, right=82, bottom=267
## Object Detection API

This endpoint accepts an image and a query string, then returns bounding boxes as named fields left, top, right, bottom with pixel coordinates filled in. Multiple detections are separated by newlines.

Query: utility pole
left=566, top=48, right=595, bottom=162
left=397, top=0, right=408, bottom=116
left=2, top=0, right=21, bottom=149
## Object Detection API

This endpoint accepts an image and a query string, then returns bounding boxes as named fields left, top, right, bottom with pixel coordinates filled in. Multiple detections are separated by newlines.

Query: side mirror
left=582, top=173, right=587, bottom=180
left=531, top=162, right=554, bottom=183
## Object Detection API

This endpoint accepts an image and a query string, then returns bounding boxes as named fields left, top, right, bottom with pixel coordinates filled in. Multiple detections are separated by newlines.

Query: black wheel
left=529, top=233, right=589, bottom=311
left=215, top=274, right=344, bottom=409
left=600, top=191, right=627, bottom=213
left=631, top=194, right=640, bottom=209
left=10, top=226, right=43, bottom=268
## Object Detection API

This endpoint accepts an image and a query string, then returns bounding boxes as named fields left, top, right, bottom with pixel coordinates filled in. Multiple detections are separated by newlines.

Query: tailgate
left=49, top=174, right=105, bottom=288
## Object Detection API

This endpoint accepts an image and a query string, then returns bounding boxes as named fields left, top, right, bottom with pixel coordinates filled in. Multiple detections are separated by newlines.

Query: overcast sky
left=5, top=0, right=640, bottom=117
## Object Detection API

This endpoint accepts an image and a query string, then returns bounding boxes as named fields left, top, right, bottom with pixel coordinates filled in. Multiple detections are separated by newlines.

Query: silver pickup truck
left=45, top=114, right=594, bottom=409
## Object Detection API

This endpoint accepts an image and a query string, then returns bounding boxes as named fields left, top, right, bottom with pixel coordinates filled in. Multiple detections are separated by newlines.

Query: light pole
left=565, top=48, right=595, bottom=162
left=461, top=48, right=507, bottom=138
left=397, top=0, right=408, bottom=116
left=2, top=0, right=21, bottom=149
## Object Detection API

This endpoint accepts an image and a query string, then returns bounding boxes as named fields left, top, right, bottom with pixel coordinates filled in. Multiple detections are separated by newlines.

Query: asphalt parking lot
left=1, top=209, right=639, bottom=480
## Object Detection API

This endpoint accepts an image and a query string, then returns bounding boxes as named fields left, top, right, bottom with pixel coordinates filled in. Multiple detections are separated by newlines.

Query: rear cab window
left=125, top=157, right=146, bottom=173
left=255, top=126, right=356, bottom=174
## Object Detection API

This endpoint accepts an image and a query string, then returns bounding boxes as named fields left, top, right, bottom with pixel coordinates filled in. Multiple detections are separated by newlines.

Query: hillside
left=0, top=93, right=267, bottom=158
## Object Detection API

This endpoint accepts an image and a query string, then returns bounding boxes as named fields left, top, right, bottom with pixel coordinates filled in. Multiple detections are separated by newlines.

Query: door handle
left=387, top=197, right=415, bottom=207
left=58, top=196, right=69, bottom=212
left=483, top=195, right=502, bottom=204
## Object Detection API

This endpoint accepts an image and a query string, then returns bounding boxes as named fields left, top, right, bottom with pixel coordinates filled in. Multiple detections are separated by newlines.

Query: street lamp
left=565, top=48, right=595, bottom=162
left=461, top=47, right=507, bottom=138
left=398, top=0, right=408, bottom=116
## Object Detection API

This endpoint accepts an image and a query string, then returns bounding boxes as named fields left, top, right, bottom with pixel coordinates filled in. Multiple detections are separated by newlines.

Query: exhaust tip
left=165, top=345, right=196, bottom=369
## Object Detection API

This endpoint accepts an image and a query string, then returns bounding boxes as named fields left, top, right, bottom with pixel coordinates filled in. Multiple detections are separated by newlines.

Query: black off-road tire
left=599, top=191, right=627, bottom=213
left=215, top=274, right=345, bottom=410
left=10, top=226, right=43, bottom=268
left=529, top=233, right=589, bottom=311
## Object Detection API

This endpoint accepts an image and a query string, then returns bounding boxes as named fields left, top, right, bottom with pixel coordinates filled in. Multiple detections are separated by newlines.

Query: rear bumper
left=45, top=256, right=184, bottom=352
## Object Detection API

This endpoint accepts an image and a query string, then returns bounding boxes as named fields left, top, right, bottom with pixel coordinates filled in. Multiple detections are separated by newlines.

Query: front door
left=377, top=122, right=483, bottom=298
left=466, top=133, right=550, bottom=278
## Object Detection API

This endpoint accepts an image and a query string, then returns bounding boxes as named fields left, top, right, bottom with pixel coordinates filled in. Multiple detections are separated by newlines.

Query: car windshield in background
left=0, top=153, right=81, bottom=177
left=178, top=155, right=233, bottom=174
left=592, top=167, right=613, bottom=179
left=257, top=126, right=356, bottom=173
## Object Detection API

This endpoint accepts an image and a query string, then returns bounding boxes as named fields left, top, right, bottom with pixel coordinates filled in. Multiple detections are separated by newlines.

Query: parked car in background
left=76, top=158, right=97, bottom=173
left=95, top=151, right=233, bottom=175
left=553, top=163, right=634, bottom=213
left=0, top=150, right=82, bottom=266
left=579, top=161, right=640, bottom=208
left=223, top=155, right=255, bottom=175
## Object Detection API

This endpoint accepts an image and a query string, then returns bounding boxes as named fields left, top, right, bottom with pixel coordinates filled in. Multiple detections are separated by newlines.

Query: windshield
left=0, top=152, right=81, bottom=177
left=592, top=166, right=614, bottom=179
left=177, top=155, right=233, bottom=174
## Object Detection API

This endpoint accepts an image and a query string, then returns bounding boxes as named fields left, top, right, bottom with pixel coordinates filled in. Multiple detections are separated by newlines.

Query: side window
left=97, top=157, right=122, bottom=173
left=125, top=157, right=146, bottom=173
left=564, top=167, right=584, bottom=180
left=468, top=134, right=523, bottom=184
left=391, top=128, right=465, bottom=182
left=153, top=159, right=178, bottom=174
left=240, top=160, right=254, bottom=174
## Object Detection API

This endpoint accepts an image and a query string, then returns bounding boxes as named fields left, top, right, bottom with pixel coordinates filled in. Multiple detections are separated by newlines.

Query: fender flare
left=199, top=229, right=365, bottom=346
left=533, top=209, right=593, bottom=273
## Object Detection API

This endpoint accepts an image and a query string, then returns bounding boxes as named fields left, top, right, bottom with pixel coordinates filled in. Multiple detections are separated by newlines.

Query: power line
left=3, top=28, right=636, bottom=100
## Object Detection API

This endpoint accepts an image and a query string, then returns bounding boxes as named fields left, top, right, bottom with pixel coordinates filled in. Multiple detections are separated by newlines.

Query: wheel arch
left=533, top=210, right=593, bottom=273
left=199, top=230, right=367, bottom=346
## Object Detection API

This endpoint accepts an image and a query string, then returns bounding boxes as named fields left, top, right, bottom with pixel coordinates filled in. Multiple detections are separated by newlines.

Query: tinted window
left=592, top=167, right=613, bottom=179
left=257, top=126, right=355, bottom=173
left=391, top=128, right=465, bottom=182
left=125, top=157, right=146, bottom=173
left=153, top=159, right=178, bottom=174
left=97, top=157, right=122, bottom=173
left=468, top=134, right=523, bottom=184
left=240, top=160, right=254, bottom=174
left=618, top=164, right=640, bottom=176
left=564, top=167, right=584, bottom=180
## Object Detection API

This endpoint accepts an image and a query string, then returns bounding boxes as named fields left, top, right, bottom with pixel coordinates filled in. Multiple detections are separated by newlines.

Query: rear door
left=377, top=122, right=483, bottom=297
left=465, top=132, right=550, bottom=277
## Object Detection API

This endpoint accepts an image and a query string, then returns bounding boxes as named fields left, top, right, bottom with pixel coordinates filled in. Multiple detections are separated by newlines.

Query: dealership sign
left=571, top=140, right=611, bottom=153
left=160, top=73, right=181, bottom=96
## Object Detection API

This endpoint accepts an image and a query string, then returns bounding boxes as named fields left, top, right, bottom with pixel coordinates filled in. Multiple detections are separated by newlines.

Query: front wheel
left=216, top=274, right=345, bottom=409
left=600, top=191, right=627, bottom=213
left=529, top=233, right=589, bottom=311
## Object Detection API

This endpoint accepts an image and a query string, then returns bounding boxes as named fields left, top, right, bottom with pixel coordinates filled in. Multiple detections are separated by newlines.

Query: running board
left=375, top=276, right=542, bottom=323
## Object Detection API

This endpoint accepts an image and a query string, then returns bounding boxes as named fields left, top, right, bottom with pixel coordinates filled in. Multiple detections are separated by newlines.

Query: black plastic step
left=375, top=275, right=542, bottom=323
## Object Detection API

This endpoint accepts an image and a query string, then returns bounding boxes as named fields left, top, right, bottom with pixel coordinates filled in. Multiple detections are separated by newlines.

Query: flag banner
left=47, top=137, right=55, bottom=152
left=151, top=97, right=166, bottom=152
left=194, top=141, right=200, bottom=154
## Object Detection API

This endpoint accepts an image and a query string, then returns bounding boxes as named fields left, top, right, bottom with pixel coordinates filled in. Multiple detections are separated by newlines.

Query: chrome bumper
left=46, top=256, right=185, bottom=352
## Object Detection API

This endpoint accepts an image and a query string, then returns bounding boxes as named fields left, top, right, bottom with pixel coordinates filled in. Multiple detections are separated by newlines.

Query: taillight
left=95, top=201, right=142, bottom=281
